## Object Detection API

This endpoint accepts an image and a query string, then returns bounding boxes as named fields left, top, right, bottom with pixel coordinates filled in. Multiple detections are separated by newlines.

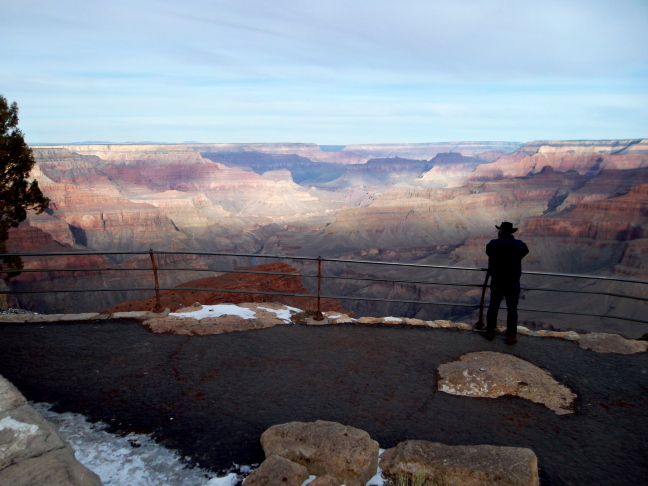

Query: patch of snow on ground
left=258, top=306, right=302, bottom=323
left=206, top=473, right=238, bottom=486
left=170, top=304, right=303, bottom=323
left=171, top=304, right=257, bottom=321
left=382, top=317, right=401, bottom=322
left=32, top=403, right=386, bottom=486
left=367, top=448, right=386, bottom=486
left=33, top=403, right=244, bottom=486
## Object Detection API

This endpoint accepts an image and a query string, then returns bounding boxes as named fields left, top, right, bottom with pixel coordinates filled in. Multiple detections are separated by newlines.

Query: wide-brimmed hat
left=496, top=222, right=518, bottom=234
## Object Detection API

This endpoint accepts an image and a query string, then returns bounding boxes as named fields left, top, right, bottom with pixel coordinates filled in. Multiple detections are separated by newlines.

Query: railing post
left=314, top=256, right=324, bottom=320
left=149, top=249, right=163, bottom=312
left=474, top=270, right=490, bottom=330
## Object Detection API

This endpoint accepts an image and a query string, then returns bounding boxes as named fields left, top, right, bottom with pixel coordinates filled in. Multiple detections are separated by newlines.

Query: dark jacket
left=486, top=235, right=529, bottom=285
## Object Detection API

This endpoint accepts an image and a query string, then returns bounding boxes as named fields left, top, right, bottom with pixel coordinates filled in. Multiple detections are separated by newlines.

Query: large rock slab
left=243, top=455, right=309, bottom=486
left=0, top=376, right=26, bottom=413
left=578, top=333, right=648, bottom=354
left=142, top=314, right=283, bottom=335
left=438, top=351, right=576, bottom=415
left=308, top=475, right=341, bottom=486
left=260, top=420, right=379, bottom=486
left=380, top=440, right=539, bottom=486
left=0, top=374, right=102, bottom=486
left=0, top=405, right=66, bottom=470
left=0, top=446, right=103, bottom=486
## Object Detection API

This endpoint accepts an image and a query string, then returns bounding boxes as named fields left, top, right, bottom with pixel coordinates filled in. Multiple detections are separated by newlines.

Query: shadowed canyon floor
left=0, top=321, right=646, bottom=485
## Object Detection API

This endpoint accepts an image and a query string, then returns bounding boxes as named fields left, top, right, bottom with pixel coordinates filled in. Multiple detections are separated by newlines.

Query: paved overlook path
left=0, top=320, right=646, bottom=486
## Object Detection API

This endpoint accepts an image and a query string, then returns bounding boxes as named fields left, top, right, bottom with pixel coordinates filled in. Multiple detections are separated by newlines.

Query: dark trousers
left=486, top=281, right=520, bottom=337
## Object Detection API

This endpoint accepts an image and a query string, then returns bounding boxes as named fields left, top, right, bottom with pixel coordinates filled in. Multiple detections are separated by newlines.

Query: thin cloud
left=1, top=0, right=646, bottom=143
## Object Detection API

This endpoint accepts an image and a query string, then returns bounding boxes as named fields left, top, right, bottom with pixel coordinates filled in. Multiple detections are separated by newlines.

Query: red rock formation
left=523, top=184, right=648, bottom=241
left=102, top=263, right=350, bottom=314
left=614, top=239, right=648, bottom=279
left=470, top=139, right=648, bottom=181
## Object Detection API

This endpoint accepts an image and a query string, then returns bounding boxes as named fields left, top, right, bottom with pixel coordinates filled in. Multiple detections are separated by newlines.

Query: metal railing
left=2, top=249, right=647, bottom=325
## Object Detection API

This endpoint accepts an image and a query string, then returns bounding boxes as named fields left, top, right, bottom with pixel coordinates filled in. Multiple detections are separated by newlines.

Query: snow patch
left=171, top=304, right=257, bottom=321
left=32, top=403, right=240, bottom=486
left=170, top=304, right=302, bottom=322
left=258, top=306, right=302, bottom=323
left=207, top=473, right=238, bottom=486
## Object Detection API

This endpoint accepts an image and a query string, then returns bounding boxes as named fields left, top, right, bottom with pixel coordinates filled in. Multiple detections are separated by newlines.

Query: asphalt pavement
left=0, top=320, right=646, bottom=485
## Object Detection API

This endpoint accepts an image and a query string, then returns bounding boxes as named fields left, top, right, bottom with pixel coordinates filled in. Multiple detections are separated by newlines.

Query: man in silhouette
left=484, top=222, right=529, bottom=344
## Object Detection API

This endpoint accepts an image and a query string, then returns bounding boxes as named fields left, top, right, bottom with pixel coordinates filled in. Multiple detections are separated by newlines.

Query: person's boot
left=505, top=336, right=518, bottom=345
left=485, top=330, right=496, bottom=341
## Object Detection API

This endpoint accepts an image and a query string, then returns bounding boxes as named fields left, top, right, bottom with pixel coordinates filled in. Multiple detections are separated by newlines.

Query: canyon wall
left=2, top=140, right=645, bottom=336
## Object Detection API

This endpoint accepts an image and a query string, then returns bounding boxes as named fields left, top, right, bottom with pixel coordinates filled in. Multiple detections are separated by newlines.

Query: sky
left=1, top=0, right=647, bottom=144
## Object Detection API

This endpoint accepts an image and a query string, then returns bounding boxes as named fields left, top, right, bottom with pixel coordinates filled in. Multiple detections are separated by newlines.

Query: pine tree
left=1, top=95, right=49, bottom=280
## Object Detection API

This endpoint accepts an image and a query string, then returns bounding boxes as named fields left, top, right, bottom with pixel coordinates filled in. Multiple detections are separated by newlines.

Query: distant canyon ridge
left=5, top=139, right=648, bottom=337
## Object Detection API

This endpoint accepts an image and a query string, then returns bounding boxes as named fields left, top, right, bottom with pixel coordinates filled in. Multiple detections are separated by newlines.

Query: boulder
left=0, top=377, right=26, bottom=412
left=434, top=320, right=453, bottom=328
left=380, top=440, right=539, bottom=486
left=260, top=420, right=379, bottom=486
left=0, top=405, right=66, bottom=470
left=0, top=374, right=102, bottom=485
left=403, top=318, right=425, bottom=326
left=455, top=322, right=472, bottom=330
left=0, top=446, right=103, bottom=486
left=357, top=317, right=379, bottom=324
left=243, top=455, right=309, bottom=486
left=142, top=314, right=283, bottom=335
left=308, top=475, right=341, bottom=486
left=438, top=351, right=576, bottom=415
left=60, top=313, right=100, bottom=321
left=578, top=333, right=648, bottom=354
left=535, top=330, right=580, bottom=341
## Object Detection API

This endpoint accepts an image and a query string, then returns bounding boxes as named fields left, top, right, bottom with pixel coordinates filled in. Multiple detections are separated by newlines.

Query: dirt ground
left=0, top=320, right=646, bottom=485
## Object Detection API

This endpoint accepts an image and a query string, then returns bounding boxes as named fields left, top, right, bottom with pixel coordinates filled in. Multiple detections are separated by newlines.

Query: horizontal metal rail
left=6, top=250, right=648, bottom=285
left=12, top=265, right=648, bottom=303
left=11, top=267, right=310, bottom=278
left=320, top=274, right=648, bottom=303
left=2, top=249, right=647, bottom=325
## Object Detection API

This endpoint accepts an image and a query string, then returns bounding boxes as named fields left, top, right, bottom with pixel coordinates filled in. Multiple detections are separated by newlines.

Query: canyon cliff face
left=190, top=141, right=522, bottom=166
left=469, top=139, right=648, bottom=181
left=4, top=140, right=646, bottom=336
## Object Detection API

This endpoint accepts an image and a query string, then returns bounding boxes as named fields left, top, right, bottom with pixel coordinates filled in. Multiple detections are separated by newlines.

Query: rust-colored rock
left=103, top=263, right=350, bottom=315
left=578, top=332, right=648, bottom=354
left=380, top=440, right=539, bottom=486
left=438, top=351, right=576, bottom=415
left=142, top=304, right=289, bottom=335
left=243, top=455, right=309, bottom=486
left=308, top=475, right=341, bottom=486
left=260, top=421, right=379, bottom=486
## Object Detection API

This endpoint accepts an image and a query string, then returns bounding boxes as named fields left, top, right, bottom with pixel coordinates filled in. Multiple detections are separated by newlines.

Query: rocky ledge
left=1, top=304, right=646, bottom=355
left=0, top=375, right=102, bottom=486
